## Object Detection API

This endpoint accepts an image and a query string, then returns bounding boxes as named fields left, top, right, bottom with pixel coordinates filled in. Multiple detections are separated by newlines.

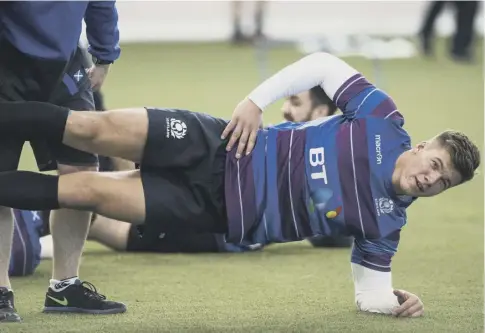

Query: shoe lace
left=80, top=281, right=106, bottom=301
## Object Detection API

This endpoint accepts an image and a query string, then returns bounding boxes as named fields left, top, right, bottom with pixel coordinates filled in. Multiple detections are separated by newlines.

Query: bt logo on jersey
left=309, top=147, right=328, bottom=184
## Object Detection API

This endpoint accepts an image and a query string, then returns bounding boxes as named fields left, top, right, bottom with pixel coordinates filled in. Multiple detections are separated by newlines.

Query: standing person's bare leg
left=0, top=208, right=13, bottom=290
left=49, top=165, right=96, bottom=283
left=232, top=1, right=245, bottom=43
left=0, top=139, right=25, bottom=322
left=45, top=169, right=144, bottom=314
left=254, top=1, right=266, bottom=39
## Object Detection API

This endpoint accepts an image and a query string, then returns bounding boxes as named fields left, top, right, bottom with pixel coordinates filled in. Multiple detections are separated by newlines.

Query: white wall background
left=94, top=1, right=483, bottom=43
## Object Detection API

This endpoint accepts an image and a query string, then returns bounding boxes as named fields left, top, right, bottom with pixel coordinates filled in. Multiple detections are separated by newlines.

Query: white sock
left=40, top=235, right=53, bottom=259
left=49, top=276, right=79, bottom=292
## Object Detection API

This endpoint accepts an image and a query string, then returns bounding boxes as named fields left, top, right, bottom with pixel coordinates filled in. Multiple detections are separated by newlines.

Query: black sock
left=0, top=171, right=60, bottom=210
left=0, top=101, right=70, bottom=142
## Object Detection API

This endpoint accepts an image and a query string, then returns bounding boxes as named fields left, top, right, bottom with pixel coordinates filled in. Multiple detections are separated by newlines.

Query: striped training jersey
left=224, top=71, right=415, bottom=272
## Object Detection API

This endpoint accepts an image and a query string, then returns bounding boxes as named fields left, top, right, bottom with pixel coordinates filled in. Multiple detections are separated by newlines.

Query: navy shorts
left=139, top=108, right=228, bottom=245
left=126, top=226, right=260, bottom=254
left=126, top=225, right=222, bottom=253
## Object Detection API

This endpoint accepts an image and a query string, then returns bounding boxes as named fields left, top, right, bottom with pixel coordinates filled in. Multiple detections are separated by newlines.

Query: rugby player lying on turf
left=35, top=87, right=352, bottom=259
left=0, top=52, right=479, bottom=318
left=17, top=87, right=351, bottom=258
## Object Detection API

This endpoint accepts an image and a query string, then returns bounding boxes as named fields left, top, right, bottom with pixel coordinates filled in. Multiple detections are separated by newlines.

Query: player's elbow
left=304, top=51, right=339, bottom=64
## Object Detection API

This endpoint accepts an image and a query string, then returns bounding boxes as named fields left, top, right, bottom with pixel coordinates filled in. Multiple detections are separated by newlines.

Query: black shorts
left=139, top=108, right=228, bottom=244
left=126, top=225, right=222, bottom=253
left=0, top=40, right=97, bottom=172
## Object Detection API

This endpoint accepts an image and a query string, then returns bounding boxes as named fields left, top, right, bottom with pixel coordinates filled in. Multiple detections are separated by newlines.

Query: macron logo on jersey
left=375, top=135, right=382, bottom=165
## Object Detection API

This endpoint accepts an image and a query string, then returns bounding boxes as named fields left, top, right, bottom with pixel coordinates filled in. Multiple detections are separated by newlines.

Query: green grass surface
left=5, top=40, right=484, bottom=333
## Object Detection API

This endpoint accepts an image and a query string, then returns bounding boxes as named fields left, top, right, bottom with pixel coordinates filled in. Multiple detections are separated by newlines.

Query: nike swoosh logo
left=47, top=295, right=68, bottom=306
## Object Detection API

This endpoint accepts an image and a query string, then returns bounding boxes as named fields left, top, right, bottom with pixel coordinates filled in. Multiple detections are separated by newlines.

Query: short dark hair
left=309, top=86, right=338, bottom=115
left=434, top=130, right=480, bottom=184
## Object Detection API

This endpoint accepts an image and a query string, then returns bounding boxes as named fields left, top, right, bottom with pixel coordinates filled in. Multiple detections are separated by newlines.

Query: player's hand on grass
left=392, top=289, right=424, bottom=318
left=87, top=64, right=110, bottom=91
left=221, top=98, right=262, bottom=159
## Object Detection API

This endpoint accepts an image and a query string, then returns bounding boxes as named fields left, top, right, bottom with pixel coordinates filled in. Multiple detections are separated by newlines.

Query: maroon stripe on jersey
left=224, top=149, right=258, bottom=244
left=371, top=96, right=403, bottom=120
left=336, top=120, right=380, bottom=239
left=333, top=74, right=373, bottom=111
left=276, top=130, right=312, bottom=240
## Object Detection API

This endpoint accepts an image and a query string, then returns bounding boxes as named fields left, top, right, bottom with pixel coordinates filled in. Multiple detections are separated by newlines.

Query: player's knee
left=69, top=173, right=107, bottom=211
left=84, top=111, right=120, bottom=146
left=68, top=112, right=104, bottom=144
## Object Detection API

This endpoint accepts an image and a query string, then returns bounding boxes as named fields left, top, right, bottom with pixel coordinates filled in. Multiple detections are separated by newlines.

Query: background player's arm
left=84, top=1, right=121, bottom=63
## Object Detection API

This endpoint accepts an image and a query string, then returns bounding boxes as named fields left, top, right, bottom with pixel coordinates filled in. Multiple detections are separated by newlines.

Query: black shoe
left=0, top=287, right=21, bottom=322
left=451, top=51, right=474, bottom=64
left=43, top=279, right=126, bottom=314
left=232, top=31, right=253, bottom=45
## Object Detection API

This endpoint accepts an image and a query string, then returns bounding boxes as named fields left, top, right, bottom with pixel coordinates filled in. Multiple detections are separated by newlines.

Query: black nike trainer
left=43, top=279, right=126, bottom=314
left=0, top=287, right=21, bottom=322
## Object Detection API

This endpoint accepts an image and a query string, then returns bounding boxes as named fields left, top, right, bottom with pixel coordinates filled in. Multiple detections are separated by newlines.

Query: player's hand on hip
left=221, top=98, right=262, bottom=159
left=391, top=289, right=424, bottom=318
left=87, top=64, right=110, bottom=91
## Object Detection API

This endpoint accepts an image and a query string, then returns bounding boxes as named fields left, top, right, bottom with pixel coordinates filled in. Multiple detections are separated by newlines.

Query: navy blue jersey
left=224, top=72, right=415, bottom=272
left=0, top=1, right=119, bottom=61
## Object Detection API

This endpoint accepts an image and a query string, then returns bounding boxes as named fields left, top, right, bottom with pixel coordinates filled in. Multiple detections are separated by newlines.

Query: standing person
left=419, top=1, right=480, bottom=62
left=0, top=1, right=125, bottom=322
left=231, top=1, right=266, bottom=44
